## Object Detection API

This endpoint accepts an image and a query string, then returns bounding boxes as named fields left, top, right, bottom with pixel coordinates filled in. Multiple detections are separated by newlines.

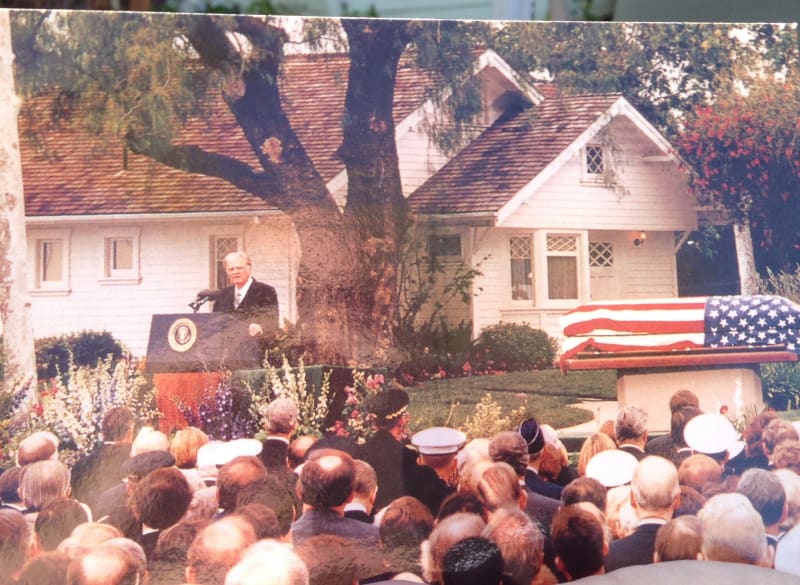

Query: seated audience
left=772, top=440, right=800, bottom=476
left=519, top=417, right=563, bottom=499
left=18, top=459, right=72, bottom=523
left=653, top=515, right=702, bottom=562
left=645, top=389, right=700, bottom=460
left=17, top=431, right=60, bottom=466
left=225, top=539, right=309, bottom=585
left=216, top=455, right=268, bottom=517
left=260, top=397, right=298, bottom=471
left=0, top=509, right=33, bottom=584
left=34, top=496, right=90, bottom=552
left=170, top=426, right=210, bottom=493
left=421, top=512, right=486, bottom=585
left=130, top=466, right=193, bottom=559
left=577, top=432, right=616, bottom=477
left=344, top=459, right=378, bottom=523
left=236, top=474, right=297, bottom=541
left=674, top=485, right=706, bottom=517
left=605, top=456, right=680, bottom=572
left=17, top=551, right=71, bottom=585
left=149, top=517, right=210, bottom=585
left=483, top=506, right=545, bottom=585
left=551, top=503, right=608, bottom=581
left=441, top=537, right=504, bottom=585
left=379, top=495, right=434, bottom=579
left=737, top=468, right=787, bottom=560
left=615, top=406, right=649, bottom=461
left=295, top=534, right=374, bottom=585
left=436, top=491, right=485, bottom=523
left=698, top=492, right=770, bottom=566
left=234, top=503, right=281, bottom=540
left=476, top=462, right=526, bottom=515
left=678, top=453, right=723, bottom=494
left=561, top=476, right=607, bottom=513
left=66, top=539, right=147, bottom=585
left=186, top=515, right=257, bottom=585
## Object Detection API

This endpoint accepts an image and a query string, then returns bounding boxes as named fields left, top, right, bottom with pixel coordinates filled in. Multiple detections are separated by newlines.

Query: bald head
left=679, top=454, right=723, bottom=493
left=66, top=543, right=145, bottom=585
left=17, top=432, right=59, bottom=466
left=631, top=456, right=679, bottom=516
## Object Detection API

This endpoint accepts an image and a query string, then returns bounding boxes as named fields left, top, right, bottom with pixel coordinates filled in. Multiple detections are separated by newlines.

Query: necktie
left=234, top=290, right=242, bottom=309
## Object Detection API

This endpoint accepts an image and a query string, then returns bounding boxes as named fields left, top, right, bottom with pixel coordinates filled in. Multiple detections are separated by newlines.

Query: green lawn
left=406, top=368, right=617, bottom=432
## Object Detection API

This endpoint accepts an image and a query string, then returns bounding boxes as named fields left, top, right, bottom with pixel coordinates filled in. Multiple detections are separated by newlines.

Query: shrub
left=761, top=362, right=800, bottom=410
left=35, top=331, right=124, bottom=381
left=472, top=322, right=556, bottom=371
left=459, top=393, right=528, bottom=440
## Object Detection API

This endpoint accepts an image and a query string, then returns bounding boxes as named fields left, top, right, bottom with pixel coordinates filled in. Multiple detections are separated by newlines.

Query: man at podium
left=212, top=251, right=279, bottom=339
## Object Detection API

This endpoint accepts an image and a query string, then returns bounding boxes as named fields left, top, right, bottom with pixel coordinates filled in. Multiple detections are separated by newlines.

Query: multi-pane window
left=510, top=236, right=532, bottom=300
left=585, top=145, right=604, bottom=175
left=213, top=236, right=240, bottom=289
left=589, top=241, right=614, bottom=268
left=429, top=235, right=462, bottom=260
left=546, top=234, right=578, bottom=300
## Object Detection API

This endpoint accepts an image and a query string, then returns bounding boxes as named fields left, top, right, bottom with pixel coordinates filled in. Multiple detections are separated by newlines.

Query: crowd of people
left=1, top=385, right=800, bottom=585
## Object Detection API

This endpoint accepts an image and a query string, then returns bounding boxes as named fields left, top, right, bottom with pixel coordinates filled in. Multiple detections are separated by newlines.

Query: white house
left=19, top=46, right=698, bottom=356
left=407, top=89, right=698, bottom=342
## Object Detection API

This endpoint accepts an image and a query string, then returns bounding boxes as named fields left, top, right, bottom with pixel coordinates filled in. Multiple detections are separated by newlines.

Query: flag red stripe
left=564, top=318, right=706, bottom=337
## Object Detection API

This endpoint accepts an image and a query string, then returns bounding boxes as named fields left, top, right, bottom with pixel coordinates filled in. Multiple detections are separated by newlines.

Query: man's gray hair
left=631, top=456, right=679, bottom=513
left=225, top=540, right=309, bottom=585
left=266, top=398, right=298, bottom=435
left=616, top=405, right=648, bottom=442
left=698, top=493, right=768, bottom=565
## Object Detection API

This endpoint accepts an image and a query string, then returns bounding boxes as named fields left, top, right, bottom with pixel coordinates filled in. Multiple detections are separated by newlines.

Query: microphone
left=189, top=288, right=221, bottom=312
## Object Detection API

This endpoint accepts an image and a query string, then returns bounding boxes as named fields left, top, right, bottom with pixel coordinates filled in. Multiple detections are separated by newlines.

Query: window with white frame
left=510, top=235, right=532, bottom=301
left=589, top=241, right=614, bottom=267
left=101, top=227, right=141, bottom=283
left=584, top=144, right=604, bottom=177
left=31, top=229, right=71, bottom=293
left=212, top=235, right=240, bottom=289
left=546, top=233, right=579, bottom=300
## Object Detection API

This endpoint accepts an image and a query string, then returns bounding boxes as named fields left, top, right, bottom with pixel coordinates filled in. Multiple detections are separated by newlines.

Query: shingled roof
left=407, top=92, right=624, bottom=216
left=22, top=52, right=434, bottom=218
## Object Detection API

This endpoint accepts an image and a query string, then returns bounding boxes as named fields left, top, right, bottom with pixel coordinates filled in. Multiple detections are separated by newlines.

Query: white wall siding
left=501, top=116, right=696, bottom=232
left=27, top=214, right=296, bottom=357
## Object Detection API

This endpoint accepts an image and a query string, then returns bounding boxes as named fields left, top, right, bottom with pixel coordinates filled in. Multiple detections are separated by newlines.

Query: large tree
left=12, top=11, right=486, bottom=364
left=0, top=9, right=36, bottom=391
left=679, top=72, right=800, bottom=291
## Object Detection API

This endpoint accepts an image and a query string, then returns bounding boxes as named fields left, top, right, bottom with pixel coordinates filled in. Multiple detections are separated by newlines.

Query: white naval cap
left=585, top=449, right=639, bottom=488
left=411, top=427, right=467, bottom=455
left=683, top=413, right=739, bottom=457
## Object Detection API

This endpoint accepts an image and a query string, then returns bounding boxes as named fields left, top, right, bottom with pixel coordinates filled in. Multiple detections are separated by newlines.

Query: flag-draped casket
left=559, top=295, right=800, bottom=369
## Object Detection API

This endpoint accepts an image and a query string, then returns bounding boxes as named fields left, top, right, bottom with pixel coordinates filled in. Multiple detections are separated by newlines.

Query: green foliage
left=459, top=392, right=527, bottom=440
left=493, top=22, right=797, bottom=139
left=473, top=322, right=557, bottom=372
left=249, top=357, right=332, bottom=437
left=679, top=72, right=800, bottom=274
left=37, top=356, right=159, bottom=456
left=760, top=266, right=800, bottom=303
left=762, top=362, right=800, bottom=410
left=35, top=331, right=124, bottom=382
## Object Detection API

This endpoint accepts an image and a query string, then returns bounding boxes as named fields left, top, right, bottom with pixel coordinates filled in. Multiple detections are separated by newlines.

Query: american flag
left=559, top=295, right=800, bottom=363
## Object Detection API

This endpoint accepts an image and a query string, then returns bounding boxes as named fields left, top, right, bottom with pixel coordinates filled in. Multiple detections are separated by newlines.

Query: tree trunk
left=734, top=219, right=759, bottom=295
left=0, top=10, right=37, bottom=392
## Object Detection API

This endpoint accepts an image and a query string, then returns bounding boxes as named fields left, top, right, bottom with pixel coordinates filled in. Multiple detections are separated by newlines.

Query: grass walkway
left=406, top=368, right=617, bottom=432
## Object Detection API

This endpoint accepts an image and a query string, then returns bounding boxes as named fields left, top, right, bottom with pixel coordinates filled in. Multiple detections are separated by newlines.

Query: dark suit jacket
left=260, top=437, right=290, bottom=471
left=525, top=487, right=562, bottom=578
left=70, top=442, right=131, bottom=510
left=356, top=430, right=452, bottom=515
left=619, top=444, right=647, bottom=461
left=291, top=509, right=385, bottom=576
left=525, top=468, right=564, bottom=500
left=213, top=279, right=279, bottom=334
left=605, top=522, right=663, bottom=572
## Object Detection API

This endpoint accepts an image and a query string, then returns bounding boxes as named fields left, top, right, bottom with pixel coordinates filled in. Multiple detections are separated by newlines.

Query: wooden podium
left=146, top=313, right=262, bottom=432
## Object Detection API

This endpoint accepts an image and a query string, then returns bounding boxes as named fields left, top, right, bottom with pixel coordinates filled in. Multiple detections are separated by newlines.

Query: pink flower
left=346, top=395, right=360, bottom=406
left=366, top=374, right=384, bottom=390
left=462, top=361, right=472, bottom=374
left=350, top=410, right=361, bottom=419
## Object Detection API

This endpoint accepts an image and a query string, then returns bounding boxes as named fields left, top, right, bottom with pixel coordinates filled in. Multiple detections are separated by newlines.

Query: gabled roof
left=407, top=93, right=677, bottom=222
left=22, top=52, right=435, bottom=218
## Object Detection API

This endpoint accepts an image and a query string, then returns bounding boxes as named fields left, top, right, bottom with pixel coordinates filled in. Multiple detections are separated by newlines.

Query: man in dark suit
left=291, top=448, right=385, bottom=579
left=356, top=389, right=452, bottom=515
left=604, top=456, right=680, bottom=572
left=213, top=251, right=279, bottom=338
